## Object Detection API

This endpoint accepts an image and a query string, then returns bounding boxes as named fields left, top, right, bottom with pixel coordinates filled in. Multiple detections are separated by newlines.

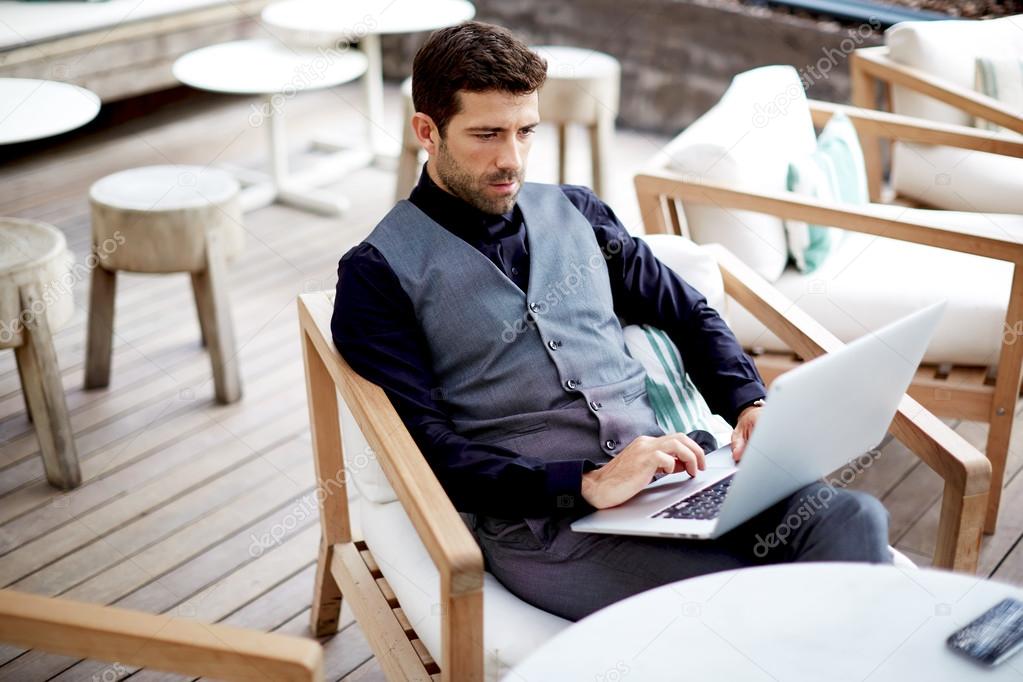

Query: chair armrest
left=298, top=290, right=484, bottom=678
left=852, top=46, right=1023, bottom=135
left=808, top=99, right=1023, bottom=159
left=705, top=243, right=991, bottom=571
left=0, top=589, right=324, bottom=682
left=633, top=170, right=1023, bottom=264
left=297, top=293, right=483, bottom=594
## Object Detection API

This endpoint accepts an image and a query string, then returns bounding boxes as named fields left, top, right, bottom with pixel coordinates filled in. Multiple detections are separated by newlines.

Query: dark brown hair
left=411, top=21, right=547, bottom=136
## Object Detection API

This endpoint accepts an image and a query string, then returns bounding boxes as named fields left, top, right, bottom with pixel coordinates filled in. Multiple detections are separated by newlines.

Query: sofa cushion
left=358, top=495, right=572, bottom=681
left=660, top=65, right=816, bottom=282
left=887, top=15, right=1023, bottom=127
left=641, top=233, right=727, bottom=316
left=890, top=142, right=1023, bottom=214
left=726, top=204, right=1019, bottom=367
left=339, top=397, right=398, bottom=504
left=886, top=16, right=1023, bottom=212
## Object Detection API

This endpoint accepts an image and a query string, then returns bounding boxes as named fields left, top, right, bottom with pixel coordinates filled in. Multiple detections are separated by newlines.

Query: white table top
left=506, top=563, right=1023, bottom=681
left=0, top=78, right=100, bottom=145
left=172, top=39, right=368, bottom=95
left=261, top=0, right=475, bottom=42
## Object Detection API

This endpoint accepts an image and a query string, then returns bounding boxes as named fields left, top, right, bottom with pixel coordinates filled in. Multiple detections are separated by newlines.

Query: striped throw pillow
left=622, top=324, right=733, bottom=445
left=974, top=56, right=1023, bottom=135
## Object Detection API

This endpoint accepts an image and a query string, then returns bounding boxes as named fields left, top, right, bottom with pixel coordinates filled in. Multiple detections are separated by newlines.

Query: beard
left=434, top=137, right=523, bottom=215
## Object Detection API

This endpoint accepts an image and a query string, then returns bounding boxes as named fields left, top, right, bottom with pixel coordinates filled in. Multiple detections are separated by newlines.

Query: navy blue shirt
left=332, top=165, right=765, bottom=518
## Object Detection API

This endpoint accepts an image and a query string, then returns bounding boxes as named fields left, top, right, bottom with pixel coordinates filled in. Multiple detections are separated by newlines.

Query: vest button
left=528, top=302, right=540, bottom=313
left=589, top=400, right=601, bottom=411
left=548, top=339, right=561, bottom=350
left=604, top=439, right=617, bottom=451
left=565, top=378, right=578, bottom=390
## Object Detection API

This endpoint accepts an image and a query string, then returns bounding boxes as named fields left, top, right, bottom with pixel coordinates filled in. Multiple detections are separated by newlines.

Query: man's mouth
left=488, top=179, right=518, bottom=194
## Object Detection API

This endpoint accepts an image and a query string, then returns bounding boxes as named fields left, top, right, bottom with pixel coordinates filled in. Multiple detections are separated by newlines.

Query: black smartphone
left=946, top=597, right=1023, bottom=666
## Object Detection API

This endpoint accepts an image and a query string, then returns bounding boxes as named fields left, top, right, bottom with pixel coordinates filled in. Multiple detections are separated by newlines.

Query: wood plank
left=0, top=589, right=322, bottom=682
left=35, top=526, right=321, bottom=682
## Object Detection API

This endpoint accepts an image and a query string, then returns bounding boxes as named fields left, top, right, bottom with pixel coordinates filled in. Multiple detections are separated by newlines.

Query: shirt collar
left=407, top=163, right=519, bottom=242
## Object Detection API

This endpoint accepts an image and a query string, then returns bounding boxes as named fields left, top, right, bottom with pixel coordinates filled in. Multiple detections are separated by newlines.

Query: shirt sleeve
left=331, top=243, right=599, bottom=518
left=560, top=185, right=767, bottom=426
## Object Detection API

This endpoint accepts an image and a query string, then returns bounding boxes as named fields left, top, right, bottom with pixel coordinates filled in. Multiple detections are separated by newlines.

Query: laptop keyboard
left=650, top=474, right=735, bottom=520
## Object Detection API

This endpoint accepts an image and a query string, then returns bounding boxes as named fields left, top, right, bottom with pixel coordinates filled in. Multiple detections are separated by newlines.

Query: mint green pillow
left=784, top=110, right=868, bottom=273
left=974, top=56, right=1023, bottom=135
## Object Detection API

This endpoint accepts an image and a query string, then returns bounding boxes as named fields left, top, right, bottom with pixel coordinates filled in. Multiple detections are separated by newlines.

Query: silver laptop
left=571, top=301, right=946, bottom=540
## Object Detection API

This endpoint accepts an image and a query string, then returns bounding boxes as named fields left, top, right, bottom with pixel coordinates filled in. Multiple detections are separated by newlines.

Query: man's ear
left=411, top=112, right=440, bottom=155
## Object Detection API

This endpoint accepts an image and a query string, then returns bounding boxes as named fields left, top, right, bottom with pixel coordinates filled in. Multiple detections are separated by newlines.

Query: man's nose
left=495, top=137, right=523, bottom=171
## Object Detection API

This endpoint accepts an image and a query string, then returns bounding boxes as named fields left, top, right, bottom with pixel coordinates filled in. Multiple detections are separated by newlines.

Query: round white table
left=0, top=78, right=100, bottom=145
left=505, top=563, right=1023, bottom=681
left=261, top=0, right=475, bottom=158
left=173, top=38, right=368, bottom=215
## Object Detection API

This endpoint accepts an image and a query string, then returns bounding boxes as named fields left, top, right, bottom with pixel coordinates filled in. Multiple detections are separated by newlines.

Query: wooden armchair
left=0, top=589, right=323, bottom=681
left=297, top=233, right=991, bottom=679
left=637, top=98, right=1023, bottom=537
left=850, top=44, right=1023, bottom=204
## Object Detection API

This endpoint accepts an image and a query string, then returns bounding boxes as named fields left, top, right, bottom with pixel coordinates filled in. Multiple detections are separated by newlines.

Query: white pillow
left=887, top=15, right=1023, bottom=126
left=662, top=65, right=817, bottom=282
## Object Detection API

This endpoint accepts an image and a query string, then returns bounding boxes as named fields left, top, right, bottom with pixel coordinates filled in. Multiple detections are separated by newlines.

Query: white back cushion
left=660, top=65, right=817, bottom=282
left=339, top=398, right=398, bottom=504
left=887, top=15, right=1023, bottom=126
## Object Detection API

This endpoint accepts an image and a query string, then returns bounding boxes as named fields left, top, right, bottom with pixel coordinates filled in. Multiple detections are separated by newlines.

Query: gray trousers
left=468, top=482, right=892, bottom=622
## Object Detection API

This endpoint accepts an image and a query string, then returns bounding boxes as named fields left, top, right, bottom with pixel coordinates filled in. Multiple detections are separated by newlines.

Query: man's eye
left=476, top=133, right=496, bottom=140
left=520, top=128, right=536, bottom=136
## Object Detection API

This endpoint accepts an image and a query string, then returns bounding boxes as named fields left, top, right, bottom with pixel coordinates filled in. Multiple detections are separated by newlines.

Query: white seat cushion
left=659, top=65, right=817, bottom=282
left=726, top=204, right=1018, bottom=367
left=886, top=15, right=1023, bottom=212
left=358, top=496, right=572, bottom=681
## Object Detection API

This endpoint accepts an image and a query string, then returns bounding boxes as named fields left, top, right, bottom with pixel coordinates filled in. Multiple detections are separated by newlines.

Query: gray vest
left=364, top=182, right=664, bottom=473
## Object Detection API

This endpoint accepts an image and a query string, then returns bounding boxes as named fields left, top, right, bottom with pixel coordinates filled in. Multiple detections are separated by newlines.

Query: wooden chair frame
left=850, top=45, right=1023, bottom=203
left=298, top=229, right=993, bottom=678
left=636, top=98, right=1019, bottom=536
left=0, top=589, right=323, bottom=681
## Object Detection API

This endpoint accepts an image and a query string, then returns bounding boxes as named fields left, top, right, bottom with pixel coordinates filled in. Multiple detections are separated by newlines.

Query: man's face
left=432, top=89, right=539, bottom=215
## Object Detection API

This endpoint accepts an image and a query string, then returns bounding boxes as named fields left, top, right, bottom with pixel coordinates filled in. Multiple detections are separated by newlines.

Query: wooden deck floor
left=1, top=79, right=1021, bottom=681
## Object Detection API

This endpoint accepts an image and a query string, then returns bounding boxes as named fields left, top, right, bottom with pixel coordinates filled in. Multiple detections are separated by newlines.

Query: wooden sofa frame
left=636, top=98, right=1023, bottom=536
left=850, top=45, right=1023, bottom=203
left=297, top=237, right=992, bottom=679
left=0, top=589, right=323, bottom=681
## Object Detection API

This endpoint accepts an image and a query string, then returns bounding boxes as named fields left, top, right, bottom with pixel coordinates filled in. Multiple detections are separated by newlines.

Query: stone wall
left=380, top=0, right=883, bottom=136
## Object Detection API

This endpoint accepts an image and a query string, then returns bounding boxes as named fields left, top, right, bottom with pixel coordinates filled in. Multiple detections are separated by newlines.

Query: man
left=332, top=21, right=891, bottom=622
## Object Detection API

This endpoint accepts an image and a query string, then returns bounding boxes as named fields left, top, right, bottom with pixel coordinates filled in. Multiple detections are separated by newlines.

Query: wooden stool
left=85, top=165, right=245, bottom=404
left=533, top=46, right=621, bottom=198
left=1, top=218, right=81, bottom=489
left=395, top=76, right=421, bottom=203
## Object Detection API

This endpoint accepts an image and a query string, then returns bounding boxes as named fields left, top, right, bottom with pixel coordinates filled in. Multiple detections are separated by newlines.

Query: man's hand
left=580, top=433, right=706, bottom=510
left=730, top=404, right=763, bottom=462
